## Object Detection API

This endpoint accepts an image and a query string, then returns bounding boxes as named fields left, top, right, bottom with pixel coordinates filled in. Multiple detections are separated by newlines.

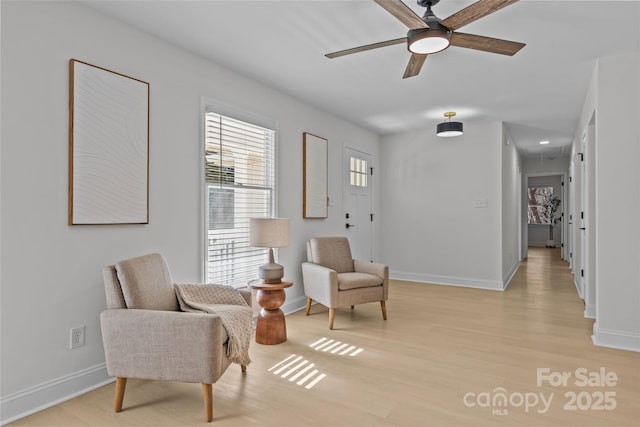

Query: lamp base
left=259, top=262, right=284, bottom=284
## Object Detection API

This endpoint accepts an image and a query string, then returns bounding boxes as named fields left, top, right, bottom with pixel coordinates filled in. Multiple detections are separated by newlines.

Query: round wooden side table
left=249, top=280, right=293, bottom=345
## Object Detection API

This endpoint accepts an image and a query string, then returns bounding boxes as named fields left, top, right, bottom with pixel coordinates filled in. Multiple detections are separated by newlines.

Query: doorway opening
left=526, top=175, right=564, bottom=251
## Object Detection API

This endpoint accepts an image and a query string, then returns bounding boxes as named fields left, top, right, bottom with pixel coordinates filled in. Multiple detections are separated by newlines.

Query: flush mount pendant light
left=436, top=112, right=463, bottom=137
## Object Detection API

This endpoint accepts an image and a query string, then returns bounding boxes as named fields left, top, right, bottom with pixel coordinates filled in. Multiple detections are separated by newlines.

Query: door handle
left=345, top=223, right=355, bottom=229
left=580, top=227, right=586, bottom=230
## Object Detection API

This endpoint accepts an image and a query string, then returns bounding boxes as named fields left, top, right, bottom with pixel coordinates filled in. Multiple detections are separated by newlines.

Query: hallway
left=510, top=247, right=587, bottom=334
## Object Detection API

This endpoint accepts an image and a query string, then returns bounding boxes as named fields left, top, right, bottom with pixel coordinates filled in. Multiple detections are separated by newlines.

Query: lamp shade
left=250, top=218, right=290, bottom=248
left=436, top=121, right=464, bottom=137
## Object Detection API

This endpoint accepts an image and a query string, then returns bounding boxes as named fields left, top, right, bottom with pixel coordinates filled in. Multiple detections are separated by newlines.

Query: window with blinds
left=204, top=112, right=275, bottom=287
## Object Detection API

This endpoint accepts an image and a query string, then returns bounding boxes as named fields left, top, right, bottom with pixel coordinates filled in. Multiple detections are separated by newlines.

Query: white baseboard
left=282, top=295, right=308, bottom=315
left=502, top=262, right=520, bottom=290
left=528, top=242, right=562, bottom=247
left=592, top=323, right=640, bottom=352
left=0, top=363, right=113, bottom=426
left=390, top=271, right=504, bottom=291
left=574, top=277, right=584, bottom=299
left=584, top=303, right=596, bottom=319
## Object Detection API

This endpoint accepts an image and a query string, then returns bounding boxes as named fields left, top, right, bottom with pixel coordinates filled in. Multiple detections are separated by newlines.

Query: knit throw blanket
left=174, top=283, right=252, bottom=366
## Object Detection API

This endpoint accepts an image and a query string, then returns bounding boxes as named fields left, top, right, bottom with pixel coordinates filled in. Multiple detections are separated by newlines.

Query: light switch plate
left=474, top=198, right=488, bottom=208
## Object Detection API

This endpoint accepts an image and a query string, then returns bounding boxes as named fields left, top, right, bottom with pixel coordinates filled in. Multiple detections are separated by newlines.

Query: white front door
left=344, top=148, right=373, bottom=261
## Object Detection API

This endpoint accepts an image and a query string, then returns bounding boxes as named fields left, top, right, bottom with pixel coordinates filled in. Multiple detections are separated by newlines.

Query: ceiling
left=80, top=0, right=640, bottom=159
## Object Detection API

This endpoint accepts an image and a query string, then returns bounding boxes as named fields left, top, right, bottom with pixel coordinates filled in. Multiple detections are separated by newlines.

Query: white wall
left=501, top=127, right=522, bottom=285
left=0, top=1, right=381, bottom=422
left=521, top=157, right=569, bottom=175
left=379, top=121, right=504, bottom=290
left=586, top=53, right=640, bottom=351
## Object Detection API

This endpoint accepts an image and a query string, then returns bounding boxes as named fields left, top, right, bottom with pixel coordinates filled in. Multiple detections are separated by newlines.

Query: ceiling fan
left=326, top=0, right=525, bottom=78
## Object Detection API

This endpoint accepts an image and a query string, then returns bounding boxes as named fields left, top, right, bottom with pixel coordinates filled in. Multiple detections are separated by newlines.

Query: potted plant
left=542, top=194, right=561, bottom=247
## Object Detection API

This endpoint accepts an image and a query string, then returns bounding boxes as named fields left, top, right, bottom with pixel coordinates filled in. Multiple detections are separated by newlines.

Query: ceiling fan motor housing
left=417, top=0, right=440, bottom=7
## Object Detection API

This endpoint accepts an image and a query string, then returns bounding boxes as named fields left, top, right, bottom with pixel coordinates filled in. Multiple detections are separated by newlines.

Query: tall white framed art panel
left=303, top=132, right=328, bottom=219
left=69, top=59, right=149, bottom=225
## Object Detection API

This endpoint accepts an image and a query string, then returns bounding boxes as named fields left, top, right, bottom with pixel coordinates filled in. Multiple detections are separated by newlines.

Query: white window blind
left=204, top=112, right=275, bottom=287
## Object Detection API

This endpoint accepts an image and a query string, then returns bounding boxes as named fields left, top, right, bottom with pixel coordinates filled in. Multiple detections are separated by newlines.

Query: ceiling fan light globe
left=407, top=28, right=451, bottom=54
left=409, top=37, right=450, bottom=54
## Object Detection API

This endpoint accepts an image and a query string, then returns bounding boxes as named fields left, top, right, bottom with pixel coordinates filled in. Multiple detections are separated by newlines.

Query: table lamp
left=250, top=218, right=290, bottom=284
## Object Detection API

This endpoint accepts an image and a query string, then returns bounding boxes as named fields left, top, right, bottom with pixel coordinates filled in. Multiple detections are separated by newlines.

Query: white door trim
left=343, top=146, right=374, bottom=261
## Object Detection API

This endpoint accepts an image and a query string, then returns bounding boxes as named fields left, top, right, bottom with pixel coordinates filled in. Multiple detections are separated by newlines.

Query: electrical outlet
left=70, top=326, right=85, bottom=349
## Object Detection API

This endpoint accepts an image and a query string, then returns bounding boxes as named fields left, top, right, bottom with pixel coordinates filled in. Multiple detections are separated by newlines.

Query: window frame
left=349, top=155, right=368, bottom=188
left=200, top=98, right=279, bottom=285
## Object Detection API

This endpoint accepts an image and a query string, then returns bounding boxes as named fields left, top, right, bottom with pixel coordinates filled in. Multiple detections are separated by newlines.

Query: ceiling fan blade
left=441, top=0, right=519, bottom=31
left=450, top=32, right=525, bottom=56
left=325, top=37, right=406, bottom=58
left=373, top=0, right=429, bottom=30
left=402, top=53, right=427, bottom=79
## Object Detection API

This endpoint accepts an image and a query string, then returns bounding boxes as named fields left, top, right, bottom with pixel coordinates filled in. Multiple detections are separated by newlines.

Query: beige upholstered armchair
left=100, top=253, right=252, bottom=422
left=302, top=237, right=388, bottom=329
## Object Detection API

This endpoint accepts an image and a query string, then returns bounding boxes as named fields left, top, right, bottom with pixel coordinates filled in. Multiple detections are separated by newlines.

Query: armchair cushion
left=115, top=253, right=178, bottom=311
left=338, top=272, right=383, bottom=291
left=307, top=236, right=354, bottom=273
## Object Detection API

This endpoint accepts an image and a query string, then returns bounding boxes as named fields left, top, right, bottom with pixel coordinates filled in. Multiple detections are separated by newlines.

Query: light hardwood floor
left=9, top=248, right=639, bottom=426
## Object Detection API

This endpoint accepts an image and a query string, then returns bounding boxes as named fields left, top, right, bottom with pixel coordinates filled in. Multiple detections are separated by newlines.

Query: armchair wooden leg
left=241, top=364, right=247, bottom=373
left=305, top=297, right=312, bottom=315
left=329, top=308, right=335, bottom=330
left=380, top=300, right=387, bottom=321
left=350, top=305, right=354, bottom=310
left=114, top=377, right=127, bottom=413
left=202, top=383, right=213, bottom=422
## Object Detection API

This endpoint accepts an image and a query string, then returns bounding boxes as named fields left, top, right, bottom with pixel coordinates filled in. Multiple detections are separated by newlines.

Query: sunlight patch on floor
left=309, top=337, right=364, bottom=356
left=268, top=354, right=326, bottom=389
